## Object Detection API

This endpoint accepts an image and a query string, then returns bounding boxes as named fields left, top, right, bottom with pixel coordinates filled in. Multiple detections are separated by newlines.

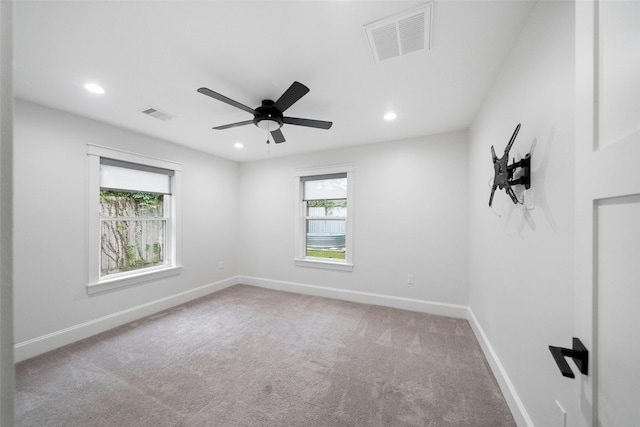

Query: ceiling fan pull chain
left=266, top=121, right=271, bottom=154
left=266, top=121, right=270, bottom=153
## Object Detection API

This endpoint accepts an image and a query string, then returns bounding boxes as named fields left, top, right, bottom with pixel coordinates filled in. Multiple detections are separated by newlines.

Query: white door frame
left=574, top=2, right=597, bottom=424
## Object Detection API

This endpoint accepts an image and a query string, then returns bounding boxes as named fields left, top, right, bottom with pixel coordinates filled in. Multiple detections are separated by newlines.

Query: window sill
left=87, top=266, right=182, bottom=295
left=294, top=258, right=354, bottom=272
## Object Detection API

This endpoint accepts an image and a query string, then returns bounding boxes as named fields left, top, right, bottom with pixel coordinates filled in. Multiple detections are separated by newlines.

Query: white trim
left=87, top=266, right=182, bottom=295
left=172, top=169, right=183, bottom=267
left=87, top=144, right=182, bottom=172
left=294, top=258, right=354, bottom=272
left=86, top=144, right=183, bottom=293
left=294, top=164, right=353, bottom=177
left=87, top=153, right=101, bottom=285
left=467, top=308, right=534, bottom=427
left=305, top=216, right=346, bottom=220
left=14, top=276, right=239, bottom=362
left=239, top=275, right=467, bottom=319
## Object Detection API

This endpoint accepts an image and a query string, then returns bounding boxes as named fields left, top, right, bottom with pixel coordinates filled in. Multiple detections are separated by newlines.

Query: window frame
left=294, top=165, right=354, bottom=271
left=87, top=144, right=182, bottom=294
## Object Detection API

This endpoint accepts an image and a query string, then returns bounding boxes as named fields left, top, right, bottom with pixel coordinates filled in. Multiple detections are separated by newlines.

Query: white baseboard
left=14, top=276, right=239, bottom=363
left=467, top=308, right=534, bottom=427
left=239, top=275, right=469, bottom=319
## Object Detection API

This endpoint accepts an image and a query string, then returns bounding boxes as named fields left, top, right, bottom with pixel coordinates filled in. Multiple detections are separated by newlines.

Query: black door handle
left=549, top=337, right=589, bottom=378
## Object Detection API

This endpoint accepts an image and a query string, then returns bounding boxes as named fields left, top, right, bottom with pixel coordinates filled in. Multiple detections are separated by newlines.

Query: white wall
left=239, top=131, right=469, bottom=312
left=467, top=2, right=575, bottom=426
left=13, top=100, right=240, bottom=360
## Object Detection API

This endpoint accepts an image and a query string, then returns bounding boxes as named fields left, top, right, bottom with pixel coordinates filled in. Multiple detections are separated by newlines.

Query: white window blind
left=303, top=173, right=347, bottom=201
left=100, top=158, right=173, bottom=195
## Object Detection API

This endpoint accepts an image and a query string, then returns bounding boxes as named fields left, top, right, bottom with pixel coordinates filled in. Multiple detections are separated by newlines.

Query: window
left=303, top=174, right=347, bottom=260
left=87, top=145, right=182, bottom=294
left=294, top=165, right=353, bottom=271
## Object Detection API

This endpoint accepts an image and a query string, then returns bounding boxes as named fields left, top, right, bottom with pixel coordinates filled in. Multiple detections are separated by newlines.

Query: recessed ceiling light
left=384, top=112, right=397, bottom=121
left=84, top=83, right=105, bottom=94
left=234, top=142, right=244, bottom=149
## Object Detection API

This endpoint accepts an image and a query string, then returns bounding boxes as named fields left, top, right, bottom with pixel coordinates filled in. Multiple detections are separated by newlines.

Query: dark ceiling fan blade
left=197, top=87, right=256, bottom=115
left=212, top=120, right=254, bottom=130
left=274, top=81, right=309, bottom=113
left=271, top=128, right=286, bottom=144
left=283, top=116, right=333, bottom=130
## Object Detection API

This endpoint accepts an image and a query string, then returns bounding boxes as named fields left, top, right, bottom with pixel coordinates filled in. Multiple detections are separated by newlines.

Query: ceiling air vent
left=140, top=107, right=176, bottom=121
left=363, top=4, right=433, bottom=64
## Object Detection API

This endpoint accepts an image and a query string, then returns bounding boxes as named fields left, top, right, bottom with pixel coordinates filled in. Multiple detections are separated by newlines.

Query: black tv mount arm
left=489, top=123, right=531, bottom=207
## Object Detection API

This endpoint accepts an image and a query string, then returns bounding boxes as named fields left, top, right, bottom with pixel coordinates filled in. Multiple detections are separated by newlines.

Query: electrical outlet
left=218, top=261, right=224, bottom=270
left=407, top=275, right=414, bottom=285
left=554, top=400, right=566, bottom=427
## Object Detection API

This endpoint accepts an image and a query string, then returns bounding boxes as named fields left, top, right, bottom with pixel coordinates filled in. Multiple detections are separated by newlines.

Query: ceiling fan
left=197, top=81, right=332, bottom=144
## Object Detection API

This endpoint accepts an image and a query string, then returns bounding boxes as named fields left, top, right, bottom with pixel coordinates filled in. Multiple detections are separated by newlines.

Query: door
left=575, top=1, right=640, bottom=426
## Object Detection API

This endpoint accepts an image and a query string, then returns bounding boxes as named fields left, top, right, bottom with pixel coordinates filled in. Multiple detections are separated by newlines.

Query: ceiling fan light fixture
left=256, top=118, right=282, bottom=131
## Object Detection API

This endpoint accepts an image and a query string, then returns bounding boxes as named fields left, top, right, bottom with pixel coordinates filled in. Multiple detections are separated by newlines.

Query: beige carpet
left=16, top=284, right=515, bottom=426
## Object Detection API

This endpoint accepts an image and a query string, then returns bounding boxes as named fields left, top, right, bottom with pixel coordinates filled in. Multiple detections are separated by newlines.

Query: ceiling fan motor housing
left=254, top=100, right=283, bottom=131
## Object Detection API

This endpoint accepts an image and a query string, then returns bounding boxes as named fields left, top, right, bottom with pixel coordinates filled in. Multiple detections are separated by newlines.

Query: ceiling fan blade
left=212, top=120, right=254, bottom=130
left=274, top=81, right=309, bottom=113
left=283, top=116, right=333, bottom=130
left=197, top=87, right=256, bottom=115
left=271, top=128, right=286, bottom=144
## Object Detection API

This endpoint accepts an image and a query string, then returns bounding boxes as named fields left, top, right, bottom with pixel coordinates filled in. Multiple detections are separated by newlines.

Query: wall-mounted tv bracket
left=488, top=123, right=532, bottom=207
left=549, top=338, right=589, bottom=379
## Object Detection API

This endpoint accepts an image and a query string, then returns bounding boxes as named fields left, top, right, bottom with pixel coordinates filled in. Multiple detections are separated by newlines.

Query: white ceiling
left=14, top=0, right=535, bottom=163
